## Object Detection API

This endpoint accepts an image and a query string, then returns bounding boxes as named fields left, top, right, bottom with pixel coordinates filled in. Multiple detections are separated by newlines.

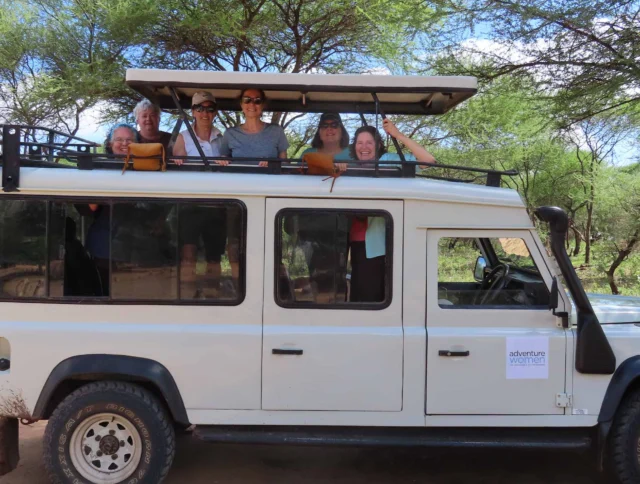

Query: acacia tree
left=117, top=0, right=437, bottom=140
left=429, top=0, right=640, bottom=124
left=595, top=167, right=640, bottom=294
left=420, top=77, right=574, bottom=215
left=0, top=0, right=158, bottom=133
left=562, top=115, right=635, bottom=264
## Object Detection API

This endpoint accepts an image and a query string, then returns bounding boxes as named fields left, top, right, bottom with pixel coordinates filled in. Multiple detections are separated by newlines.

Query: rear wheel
left=43, top=381, right=175, bottom=484
left=609, top=389, right=640, bottom=483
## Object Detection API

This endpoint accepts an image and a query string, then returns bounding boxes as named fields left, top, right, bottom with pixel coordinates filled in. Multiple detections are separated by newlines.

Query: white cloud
left=75, top=102, right=109, bottom=143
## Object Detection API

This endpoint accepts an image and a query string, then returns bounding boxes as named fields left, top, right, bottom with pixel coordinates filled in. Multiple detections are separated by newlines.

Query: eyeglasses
left=319, top=122, right=340, bottom=129
left=113, top=137, right=134, bottom=143
left=242, top=96, right=264, bottom=105
left=194, top=105, right=217, bottom=113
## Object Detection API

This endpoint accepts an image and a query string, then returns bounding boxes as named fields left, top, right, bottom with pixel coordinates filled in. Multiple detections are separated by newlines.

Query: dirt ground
left=1, top=422, right=611, bottom=484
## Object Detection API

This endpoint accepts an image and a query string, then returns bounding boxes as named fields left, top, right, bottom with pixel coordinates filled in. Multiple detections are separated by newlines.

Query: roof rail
left=1, top=124, right=517, bottom=191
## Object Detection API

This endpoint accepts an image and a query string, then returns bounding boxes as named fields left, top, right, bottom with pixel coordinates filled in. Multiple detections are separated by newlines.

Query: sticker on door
left=506, top=336, right=549, bottom=379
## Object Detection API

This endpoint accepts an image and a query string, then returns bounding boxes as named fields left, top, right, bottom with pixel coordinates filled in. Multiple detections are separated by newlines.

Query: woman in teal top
left=300, top=113, right=350, bottom=171
left=348, top=119, right=436, bottom=302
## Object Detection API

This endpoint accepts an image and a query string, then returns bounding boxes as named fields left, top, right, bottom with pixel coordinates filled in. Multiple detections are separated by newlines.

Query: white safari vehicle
left=0, top=70, right=639, bottom=484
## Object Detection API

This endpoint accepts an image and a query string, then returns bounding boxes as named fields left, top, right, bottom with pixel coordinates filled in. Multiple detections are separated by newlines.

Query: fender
left=33, top=354, right=189, bottom=426
left=595, top=355, right=640, bottom=470
left=598, top=355, right=640, bottom=424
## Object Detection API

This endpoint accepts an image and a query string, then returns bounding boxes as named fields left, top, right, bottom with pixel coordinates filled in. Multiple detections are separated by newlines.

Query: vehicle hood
left=588, top=293, right=640, bottom=324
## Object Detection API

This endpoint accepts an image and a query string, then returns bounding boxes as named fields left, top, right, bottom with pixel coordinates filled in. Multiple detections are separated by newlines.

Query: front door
left=262, top=198, right=404, bottom=411
left=426, top=230, right=568, bottom=415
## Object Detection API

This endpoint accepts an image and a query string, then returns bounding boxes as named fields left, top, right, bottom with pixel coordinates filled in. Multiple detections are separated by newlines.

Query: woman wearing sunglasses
left=219, top=88, right=289, bottom=167
left=173, top=91, right=228, bottom=166
left=300, top=113, right=350, bottom=172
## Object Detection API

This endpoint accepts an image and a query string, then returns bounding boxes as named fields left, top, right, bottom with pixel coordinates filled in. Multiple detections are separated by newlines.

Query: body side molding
left=32, top=354, right=189, bottom=425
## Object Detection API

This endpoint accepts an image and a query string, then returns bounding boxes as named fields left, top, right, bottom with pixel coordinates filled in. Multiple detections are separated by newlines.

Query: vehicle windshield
left=491, top=238, right=540, bottom=275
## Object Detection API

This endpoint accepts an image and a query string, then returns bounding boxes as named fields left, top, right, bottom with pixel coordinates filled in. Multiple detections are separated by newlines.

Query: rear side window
left=276, top=209, right=392, bottom=309
left=1, top=197, right=246, bottom=305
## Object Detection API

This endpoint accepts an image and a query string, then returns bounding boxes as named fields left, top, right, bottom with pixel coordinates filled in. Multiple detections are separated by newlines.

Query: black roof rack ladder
left=2, top=125, right=20, bottom=192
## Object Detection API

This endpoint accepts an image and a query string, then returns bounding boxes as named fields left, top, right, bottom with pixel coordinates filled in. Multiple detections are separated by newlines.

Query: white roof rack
left=125, top=69, right=477, bottom=115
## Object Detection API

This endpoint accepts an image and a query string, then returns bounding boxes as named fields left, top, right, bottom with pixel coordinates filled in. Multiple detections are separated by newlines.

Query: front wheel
left=609, top=389, right=640, bottom=483
left=43, top=381, right=175, bottom=484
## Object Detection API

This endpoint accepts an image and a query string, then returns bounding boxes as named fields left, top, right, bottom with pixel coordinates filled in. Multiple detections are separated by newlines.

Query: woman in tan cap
left=173, top=91, right=228, bottom=166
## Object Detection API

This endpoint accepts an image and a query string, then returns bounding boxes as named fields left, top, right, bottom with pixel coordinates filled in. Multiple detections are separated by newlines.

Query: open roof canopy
left=126, top=69, right=477, bottom=115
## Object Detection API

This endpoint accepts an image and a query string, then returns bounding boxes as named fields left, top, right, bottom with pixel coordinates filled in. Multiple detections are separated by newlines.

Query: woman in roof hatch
left=350, top=119, right=437, bottom=165
left=172, top=91, right=227, bottom=165
left=219, top=88, right=289, bottom=166
left=348, top=119, right=436, bottom=302
left=300, top=113, right=349, bottom=171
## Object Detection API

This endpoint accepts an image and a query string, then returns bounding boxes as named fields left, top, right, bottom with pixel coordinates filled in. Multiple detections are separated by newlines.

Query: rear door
left=262, top=198, right=404, bottom=411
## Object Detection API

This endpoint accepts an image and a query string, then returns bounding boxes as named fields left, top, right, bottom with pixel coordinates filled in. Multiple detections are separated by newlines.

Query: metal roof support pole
left=169, top=117, right=184, bottom=152
left=47, top=130, right=55, bottom=163
left=2, top=125, right=20, bottom=192
left=77, top=144, right=93, bottom=170
left=371, top=93, right=414, bottom=178
left=168, top=87, right=210, bottom=169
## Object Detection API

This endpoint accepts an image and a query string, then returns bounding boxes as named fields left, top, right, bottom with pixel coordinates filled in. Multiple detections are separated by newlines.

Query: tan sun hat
left=192, top=91, right=216, bottom=106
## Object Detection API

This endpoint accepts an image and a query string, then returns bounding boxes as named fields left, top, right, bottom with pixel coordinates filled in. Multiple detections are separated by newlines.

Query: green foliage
left=429, top=0, right=640, bottom=124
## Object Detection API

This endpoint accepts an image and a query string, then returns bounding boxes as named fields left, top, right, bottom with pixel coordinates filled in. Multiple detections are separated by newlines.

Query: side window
left=437, top=237, right=549, bottom=308
left=46, top=199, right=245, bottom=304
left=0, top=200, right=47, bottom=298
left=276, top=209, right=392, bottom=308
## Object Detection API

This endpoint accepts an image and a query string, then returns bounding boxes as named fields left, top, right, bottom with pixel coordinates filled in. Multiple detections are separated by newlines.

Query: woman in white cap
left=173, top=91, right=228, bottom=166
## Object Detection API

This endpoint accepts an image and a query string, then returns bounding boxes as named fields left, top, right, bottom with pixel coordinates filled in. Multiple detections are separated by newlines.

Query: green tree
left=562, top=115, right=636, bottom=264
left=429, top=0, right=640, bottom=124
left=594, top=167, right=640, bottom=294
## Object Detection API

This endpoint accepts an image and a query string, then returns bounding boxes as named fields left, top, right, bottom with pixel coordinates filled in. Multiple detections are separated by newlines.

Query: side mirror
left=549, top=277, right=559, bottom=310
left=474, top=256, right=486, bottom=281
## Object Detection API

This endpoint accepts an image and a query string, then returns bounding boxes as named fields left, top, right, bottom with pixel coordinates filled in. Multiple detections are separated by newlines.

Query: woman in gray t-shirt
left=219, top=88, right=289, bottom=166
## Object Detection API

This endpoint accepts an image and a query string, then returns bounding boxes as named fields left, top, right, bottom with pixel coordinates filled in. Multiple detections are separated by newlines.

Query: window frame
left=0, top=194, right=247, bottom=306
left=274, top=207, right=393, bottom=310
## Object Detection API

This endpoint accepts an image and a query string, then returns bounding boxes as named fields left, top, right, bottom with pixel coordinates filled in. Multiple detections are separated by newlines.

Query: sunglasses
left=319, top=122, right=340, bottom=129
left=193, top=105, right=217, bottom=113
left=242, top=96, right=264, bottom=105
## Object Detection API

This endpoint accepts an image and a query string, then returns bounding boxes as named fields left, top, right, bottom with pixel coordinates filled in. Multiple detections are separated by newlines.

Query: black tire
left=43, top=381, right=176, bottom=484
left=609, top=389, right=640, bottom=483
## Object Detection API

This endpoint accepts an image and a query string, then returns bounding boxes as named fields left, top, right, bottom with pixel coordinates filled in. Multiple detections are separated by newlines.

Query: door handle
left=272, top=348, right=303, bottom=355
left=438, top=350, right=470, bottom=357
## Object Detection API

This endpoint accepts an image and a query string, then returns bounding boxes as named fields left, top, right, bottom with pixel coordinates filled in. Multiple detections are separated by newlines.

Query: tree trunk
left=0, top=418, right=19, bottom=475
left=570, top=226, right=582, bottom=257
left=584, top=203, right=593, bottom=265
left=606, top=230, right=640, bottom=295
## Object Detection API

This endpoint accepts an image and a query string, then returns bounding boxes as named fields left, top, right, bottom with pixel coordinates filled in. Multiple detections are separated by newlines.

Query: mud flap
left=0, top=417, right=19, bottom=475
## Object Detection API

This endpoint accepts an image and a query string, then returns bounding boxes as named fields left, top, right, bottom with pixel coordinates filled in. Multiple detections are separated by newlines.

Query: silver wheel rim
left=69, top=412, right=143, bottom=483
